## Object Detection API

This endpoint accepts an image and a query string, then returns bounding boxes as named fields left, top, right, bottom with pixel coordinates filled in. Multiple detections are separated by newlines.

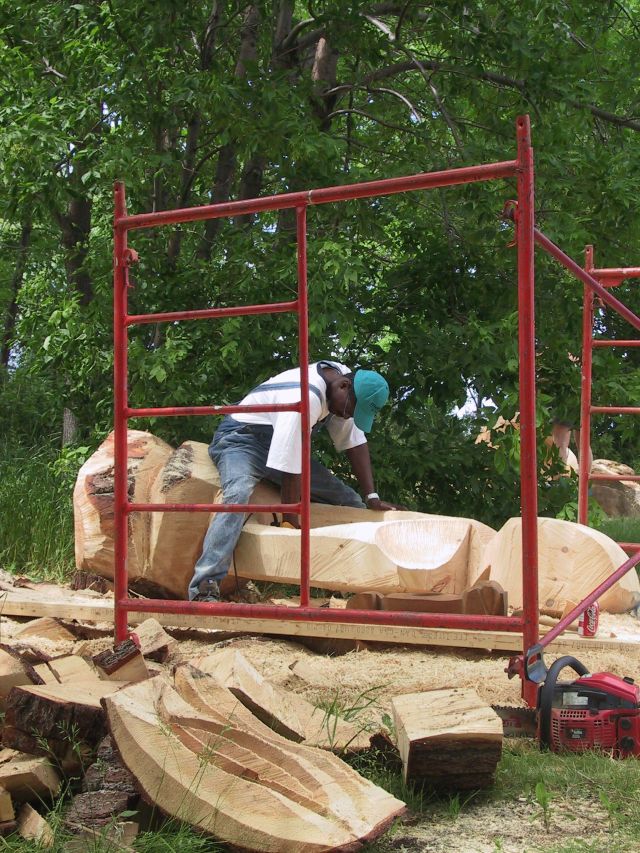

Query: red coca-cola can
left=578, top=602, right=599, bottom=637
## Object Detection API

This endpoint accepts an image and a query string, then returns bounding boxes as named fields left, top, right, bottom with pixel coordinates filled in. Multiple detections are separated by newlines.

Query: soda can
left=578, top=602, right=599, bottom=638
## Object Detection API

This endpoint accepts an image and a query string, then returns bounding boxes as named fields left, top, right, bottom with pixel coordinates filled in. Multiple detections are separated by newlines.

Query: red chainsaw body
left=545, top=672, right=640, bottom=756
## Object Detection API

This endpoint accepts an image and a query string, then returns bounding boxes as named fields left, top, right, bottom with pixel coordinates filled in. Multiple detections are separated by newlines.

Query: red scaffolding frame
left=114, top=115, right=541, bottom=703
left=577, top=246, right=640, bottom=556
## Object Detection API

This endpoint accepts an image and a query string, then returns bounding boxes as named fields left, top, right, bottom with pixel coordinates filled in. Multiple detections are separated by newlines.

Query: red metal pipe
left=533, top=548, right=640, bottom=648
left=297, top=206, right=311, bottom=608
left=127, top=403, right=300, bottom=419
left=113, top=182, right=130, bottom=644
left=592, top=267, right=640, bottom=280
left=119, top=596, right=525, bottom=631
left=127, top=301, right=298, bottom=326
left=578, top=246, right=595, bottom=525
left=591, top=406, right=640, bottom=415
left=620, top=543, right=640, bottom=553
left=116, top=161, right=518, bottom=231
left=516, top=116, right=539, bottom=707
left=592, top=340, right=640, bottom=347
left=535, top=230, right=640, bottom=332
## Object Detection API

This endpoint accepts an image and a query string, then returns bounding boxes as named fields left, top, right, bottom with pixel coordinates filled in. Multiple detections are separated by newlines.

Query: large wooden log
left=73, top=430, right=173, bottom=584
left=474, top=516, right=640, bottom=613
left=391, top=688, right=503, bottom=790
left=104, top=676, right=405, bottom=852
left=234, top=515, right=495, bottom=595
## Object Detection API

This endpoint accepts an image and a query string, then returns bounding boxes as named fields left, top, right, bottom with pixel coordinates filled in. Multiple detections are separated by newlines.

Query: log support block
left=391, top=688, right=503, bottom=790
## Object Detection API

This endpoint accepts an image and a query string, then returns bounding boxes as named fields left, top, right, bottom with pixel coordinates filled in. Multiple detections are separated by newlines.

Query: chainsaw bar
left=491, top=705, right=537, bottom=738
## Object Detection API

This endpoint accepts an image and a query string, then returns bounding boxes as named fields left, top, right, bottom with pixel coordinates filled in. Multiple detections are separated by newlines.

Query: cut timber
left=47, top=655, right=99, bottom=684
left=189, top=649, right=373, bottom=752
left=130, top=618, right=177, bottom=663
left=93, top=639, right=149, bottom=683
left=391, top=688, right=503, bottom=790
left=16, top=803, right=54, bottom=848
left=0, top=646, right=43, bottom=710
left=477, top=517, right=640, bottom=613
left=0, top=789, right=14, bottom=822
left=73, top=430, right=173, bottom=585
left=105, top=675, right=404, bottom=852
left=235, top=515, right=496, bottom=595
left=3, top=680, right=124, bottom=764
left=0, top=753, right=61, bottom=802
left=13, top=618, right=76, bottom=643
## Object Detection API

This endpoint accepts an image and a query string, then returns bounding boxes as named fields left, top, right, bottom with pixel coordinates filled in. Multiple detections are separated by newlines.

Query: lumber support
left=391, top=688, right=503, bottom=790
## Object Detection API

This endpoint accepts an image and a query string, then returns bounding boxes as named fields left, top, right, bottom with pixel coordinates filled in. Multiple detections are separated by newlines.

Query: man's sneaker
left=194, top=579, right=220, bottom=602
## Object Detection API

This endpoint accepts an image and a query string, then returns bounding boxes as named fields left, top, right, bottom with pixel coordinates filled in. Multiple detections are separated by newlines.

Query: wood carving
left=105, top=676, right=405, bottom=851
left=234, top=515, right=495, bottom=595
left=188, top=649, right=373, bottom=752
left=474, top=516, right=640, bottom=613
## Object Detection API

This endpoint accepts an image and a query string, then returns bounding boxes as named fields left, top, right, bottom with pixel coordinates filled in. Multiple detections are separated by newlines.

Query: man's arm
left=345, top=443, right=406, bottom=510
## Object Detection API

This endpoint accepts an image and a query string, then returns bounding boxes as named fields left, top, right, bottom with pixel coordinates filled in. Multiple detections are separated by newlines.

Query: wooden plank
left=16, top=803, right=54, bottom=847
left=0, top=590, right=638, bottom=654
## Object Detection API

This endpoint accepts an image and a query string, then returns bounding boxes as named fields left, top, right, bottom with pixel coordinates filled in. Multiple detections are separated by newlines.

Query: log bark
left=391, top=688, right=503, bottom=790
left=104, top=675, right=405, bottom=851
left=3, top=681, right=123, bottom=765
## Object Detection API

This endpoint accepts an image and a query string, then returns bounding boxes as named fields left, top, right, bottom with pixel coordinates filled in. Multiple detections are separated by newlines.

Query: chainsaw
left=493, top=653, right=640, bottom=755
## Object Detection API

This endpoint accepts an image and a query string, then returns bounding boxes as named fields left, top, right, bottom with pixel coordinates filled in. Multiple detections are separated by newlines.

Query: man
left=189, top=359, right=403, bottom=601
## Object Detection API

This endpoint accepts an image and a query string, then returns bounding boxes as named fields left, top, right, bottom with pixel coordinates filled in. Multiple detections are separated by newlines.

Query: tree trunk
left=1, top=219, right=31, bottom=368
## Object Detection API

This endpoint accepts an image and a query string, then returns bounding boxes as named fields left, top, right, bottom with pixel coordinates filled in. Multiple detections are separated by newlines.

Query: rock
left=591, top=459, right=640, bottom=517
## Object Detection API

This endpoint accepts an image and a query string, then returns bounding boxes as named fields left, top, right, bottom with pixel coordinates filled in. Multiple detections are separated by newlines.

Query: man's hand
left=366, top=497, right=408, bottom=511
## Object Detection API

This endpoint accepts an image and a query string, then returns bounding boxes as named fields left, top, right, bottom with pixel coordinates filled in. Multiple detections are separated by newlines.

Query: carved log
left=475, top=516, right=640, bottom=613
left=73, top=430, right=172, bottom=583
left=234, top=515, right=495, bottom=595
left=188, top=649, right=373, bottom=752
left=104, top=675, right=405, bottom=851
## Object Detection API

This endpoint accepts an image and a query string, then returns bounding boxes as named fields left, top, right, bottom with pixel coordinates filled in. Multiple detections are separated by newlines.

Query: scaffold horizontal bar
left=126, top=402, right=301, bottom=418
left=117, top=161, right=518, bottom=231
left=127, top=502, right=300, bottom=514
left=592, top=339, right=640, bottom=347
left=117, top=596, right=525, bottom=631
left=593, top=267, right=640, bottom=280
left=591, top=406, right=640, bottom=414
left=127, top=300, right=298, bottom=326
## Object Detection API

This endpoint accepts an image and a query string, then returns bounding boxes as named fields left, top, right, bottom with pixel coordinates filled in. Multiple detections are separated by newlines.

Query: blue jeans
left=188, top=416, right=365, bottom=599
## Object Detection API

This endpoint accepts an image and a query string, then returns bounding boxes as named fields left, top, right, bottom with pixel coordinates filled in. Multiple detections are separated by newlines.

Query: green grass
left=593, top=516, right=640, bottom=545
left=0, top=440, right=76, bottom=583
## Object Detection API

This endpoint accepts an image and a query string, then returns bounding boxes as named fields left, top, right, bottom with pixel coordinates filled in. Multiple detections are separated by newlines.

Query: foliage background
left=2, top=0, right=640, bottom=558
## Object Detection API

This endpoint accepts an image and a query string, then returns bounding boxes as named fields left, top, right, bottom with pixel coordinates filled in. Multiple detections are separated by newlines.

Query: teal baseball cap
left=353, top=370, right=389, bottom=432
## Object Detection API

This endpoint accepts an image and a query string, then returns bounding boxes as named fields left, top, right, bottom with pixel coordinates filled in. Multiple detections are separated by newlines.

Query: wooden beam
left=1, top=590, right=638, bottom=654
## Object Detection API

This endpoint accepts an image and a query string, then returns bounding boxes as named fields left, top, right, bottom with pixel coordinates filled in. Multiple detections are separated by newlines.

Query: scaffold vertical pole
left=297, top=205, right=312, bottom=606
left=516, top=116, right=539, bottom=707
left=578, top=246, right=595, bottom=525
left=113, top=181, right=130, bottom=643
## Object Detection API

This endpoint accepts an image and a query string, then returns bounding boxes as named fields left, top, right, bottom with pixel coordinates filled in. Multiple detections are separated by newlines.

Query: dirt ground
left=2, top=593, right=640, bottom=853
